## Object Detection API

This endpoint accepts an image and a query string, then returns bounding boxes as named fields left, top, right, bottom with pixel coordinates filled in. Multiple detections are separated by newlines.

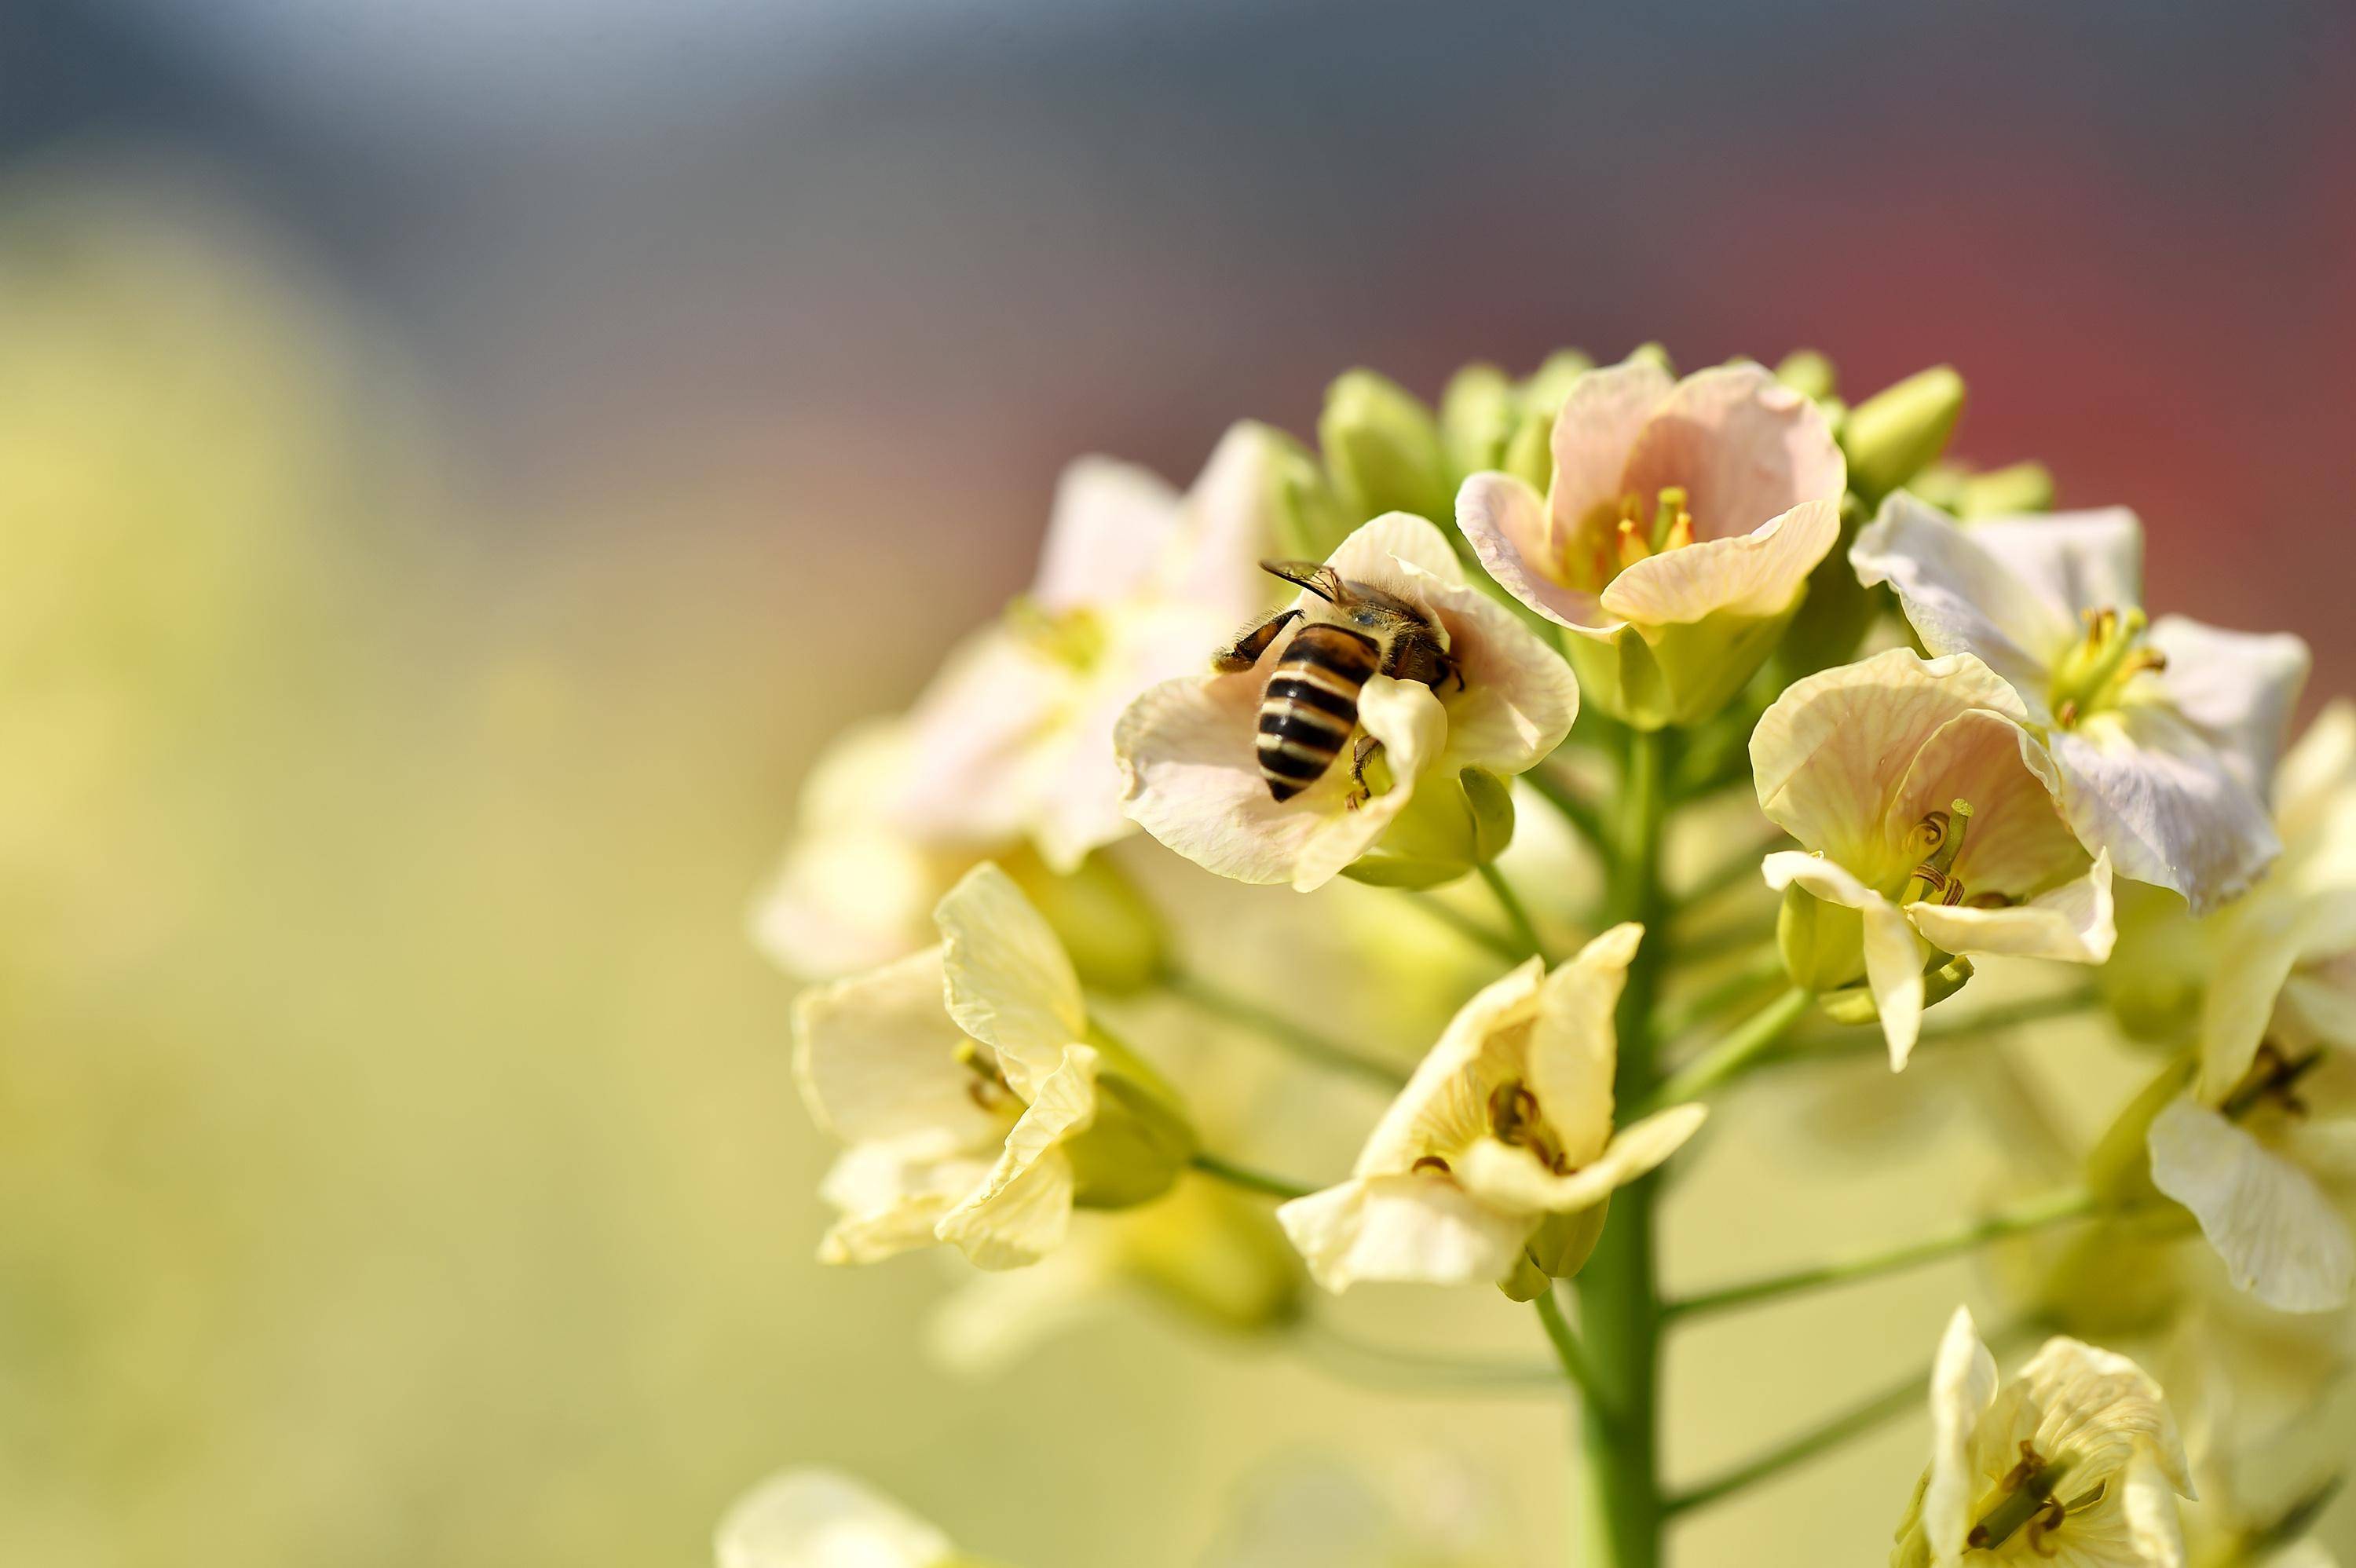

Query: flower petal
left=935, top=1045, right=1100, bottom=1270
left=1617, top=362, right=1846, bottom=541
left=1030, top=454, right=1182, bottom=612
left=2148, top=615, right=2310, bottom=799
left=1274, top=1171, right=1531, bottom=1292
left=2197, top=885, right=2308, bottom=1102
left=1414, top=571, right=1581, bottom=773
left=1454, top=1102, right=1706, bottom=1215
left=1357, top=957, right=1547, bottom=1175
left=889, top=626, right=1068, bottom=844
left=1160, top=420, right=1293, bottom=619
left=1455, top=470, right=1604, bottom=628
left=1323, top=510, right=1465, bottom=596
left=1922, top=1304, right=1999, bottom=1564
left=1963, top=507, right=2146, bottom=620
left=1751, top=647, right=2026, bottom=875
left=2148, top=1096, right=2355, bottom=1313
left=935, top=863, right=1086, bottom=1097
left=1850, top=494, right=2080, bottom=709
left=1117, top=665, right=1447, bottom=892
left=1546, top=354, right=1676, bottom=544
left=1761, top=852, right=1926, bottom=1068
left=1595, top=499, right=1839, bottom=627
left=794, top=947, right=1002, bottom=1147
left=815, top=1140, right=995, bottom=1266
left=716, top=1468, right=953, bottom=1568
left=1908, top=851, right=2116, bottom=966
left=1525, top=923, right=1644, bottom=1165
left=2047, top=707, right=2281, bottom=915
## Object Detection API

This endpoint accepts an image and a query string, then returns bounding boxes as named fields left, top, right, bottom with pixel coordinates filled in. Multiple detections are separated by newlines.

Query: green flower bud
left=1117, top=1178, right=1304, bottom=1334
left=1817, top=955, right=1973, bottom=1027
left=1841, top=365, right=1966, bottom=503
left=1955, top=459, right=2054, bottom=518
left=1267, top=431, right=1352, bottom=563
left=1319, top=368, right=1451, bottom=525
left=1439, top=361, right=1518, bottom=477
left=1776, top=882, right=1867, bottom=993
left=1773, top=349, right=1838, bottom=402
left=1518, top=348, right=1595, bottom=413
left=1502, top=406, right=1555, bottom=493
left=1004, top=850, right=1165, bottom=995
left=1499, top=1201, right=1612, bottom=1299
left=1567, top=605, right=1795, bottom=730
left=1066, top=1025, right=1198, bottom=1210
left=1341, top=766, right=1516, bottom=889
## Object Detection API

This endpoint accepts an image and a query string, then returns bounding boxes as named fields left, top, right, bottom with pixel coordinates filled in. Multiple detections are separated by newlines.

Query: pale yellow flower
left=1892, top=1307, right=2194, bottom=1568
left=1752, top=647, right=2115, bottom=1067
left=1275, top=925, right=1705, bottom=1291
left=794, top=864, right=1191, bottom=1271
left=1456, top=354, right=1845, bottom=726
left=717, top=1468, right=1004, bottom=1568
left=1854, top=495, right=2309, bottom=913
left=1116, top=512, right=1578, bottom=890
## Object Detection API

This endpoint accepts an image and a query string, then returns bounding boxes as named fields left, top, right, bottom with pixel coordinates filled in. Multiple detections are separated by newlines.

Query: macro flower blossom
left=1853, top=495, right=2310, bottom=913
left=1274, top=925, right=1706, bottom=1291
left=1455, top=354, right=1845, bottom=726
left=1753, top=647, right=2115, bottom=1068
left=795, top=864, right=1192, bottom=1271
left=715, top=1468, right=974, bottom=1568
left=1890, top=1307, right=2194, bottom=1568
left=1115, top=512, right=1577, bottom=891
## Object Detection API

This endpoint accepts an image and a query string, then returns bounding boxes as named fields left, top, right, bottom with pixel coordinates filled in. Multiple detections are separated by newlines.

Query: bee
left=1213, top=559, right=1461, bottom=802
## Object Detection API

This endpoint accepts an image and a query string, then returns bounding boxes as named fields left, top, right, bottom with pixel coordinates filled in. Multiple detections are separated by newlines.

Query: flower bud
left=1777, top=882, right=1867, bottom=993
left=1498, top=349, right=1596, bottom=495
left=1066, top=1030, right=1198, bottom=1210
left=1568, top=606, right=1794, bottom=730
left=1955, top=459, right=2054, bottom=518
left=1319, top=368, right=1451, bottom=525
left=1518, top=347, right=1595, bottom=412
left=1004, top=850, right=1165, bottom=995
left=1117, top=1178, right=1304, bottom=1334
left=1440, top=361, right=1518, bottom=477
left=1773, top=348, right=1837, bottom=402
left=1268, top=433, right=1352, bottom=563
left=1841, top=365, right=1965, bottom=503
left=1340, top=766, right=1515, bottom=889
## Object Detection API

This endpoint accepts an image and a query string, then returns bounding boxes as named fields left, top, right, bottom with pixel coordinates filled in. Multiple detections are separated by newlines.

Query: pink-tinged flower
left=1455, top=355, right=1845, bottom=727
left=1752, top=648, right=2115, bottom=1069
left=1853, top=494, right=2310, bottom=914
left=1114, top=513, right=1579, bottom=891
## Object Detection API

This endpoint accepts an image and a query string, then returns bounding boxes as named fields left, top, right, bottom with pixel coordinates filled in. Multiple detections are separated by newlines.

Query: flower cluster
left=751, top=349, right=2350, bottom=1567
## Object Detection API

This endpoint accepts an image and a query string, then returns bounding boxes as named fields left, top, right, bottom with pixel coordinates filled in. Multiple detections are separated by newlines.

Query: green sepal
left=1319, top=368, right=1451, bottom=526
left=1565, top=605, right=1798, bottom=731
left=1341, top=766, right=1516, bottom=890
left=1842, top=365, right=1965, bottom=505
left=1067, top=1026, right=1198, bottom=1210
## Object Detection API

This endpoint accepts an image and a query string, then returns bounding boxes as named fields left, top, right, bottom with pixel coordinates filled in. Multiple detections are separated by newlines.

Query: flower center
left=955, top=1040, right=1022, bottom=1116
left=1966, top=1442, right=2100, bottom=1556
left=1487, top=1076, right=1575, bottom=1175
left=1007, top=598, right=1107, bottom=671
left=2047, top=606, right=2164, bottom=728
left=2222, top=1042, right=2323, bottom=1123
left=1567, top=485, right=1693, bottom=591
left=1893, top=798, right=2011, bottom=909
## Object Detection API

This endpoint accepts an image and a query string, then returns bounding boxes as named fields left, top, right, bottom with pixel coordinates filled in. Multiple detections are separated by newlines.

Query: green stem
left=1572, top=725, right=1674, bottom=1568
left=1188, top=1150, right=1319, bottom=1201
left=1162, top=968, right=1407, bottom=1087
left=1476, top=861, right=1553, bottom=965
left=1649, top=948, right=1787, bottom=1044
left=1664, top=1187, right=2098, bottom=1323
left=1773, top=986, right=2097, bottom=1063
left=1399, top=887, right=1526, bottom=963
left=1527, top=763, right=1610, bottom=854
left=1533, top=1284, right=1610, bottom=1414
left=1637, top=986, right=1813, bottom=1115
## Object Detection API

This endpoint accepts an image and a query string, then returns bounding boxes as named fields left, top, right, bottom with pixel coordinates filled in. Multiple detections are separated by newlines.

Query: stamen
left=1648, top=486, right=1689, bottom=553
left=1410, top=1154, right=1452, bottom=1176
left=1901, top=799, right=1974, bottom=905
left=1615, top=517, right=1652, bottom=569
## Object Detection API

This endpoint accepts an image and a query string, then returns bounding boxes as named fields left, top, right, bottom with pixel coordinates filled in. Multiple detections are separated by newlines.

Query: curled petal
left=2148, top=614, right=2310, bottom=798
left=1546, top=355, right=1677, bottom=540
left=816, top=1140, right=996, bottom=1266
left=1323, top=510, right=1465, bottom=601
left=793, top=947, right=999, bottom=1147
left=1274, top=1171, right=1531, bottom=1292
left=935, top=1045, right=1100, bottom=1270
left=1595, top=499, right=1839, bottom=627
left=1922, top=1304, right=1999, bottom=1563
left=1851, top=495, right=2080, bottom=708
left=1616, top=362, right=1846, bottom=541
left=1524, top=922, right=1644, bottom=1165
left=936, top=862, right=1087, bottom=1097
left=2048, top=710, right=2281, bottom=915
left=2011, top=1336, right=2193, bottom=1497
left=2148, top=1096, right=2356, bottom=1313
left=1117, top=667, right=1448, bottom=891
left=1454, top=1102, right=1707, bottom=1215
left=2197, top=888, right=2308, bottom=1102
left=1907, top=851, right=2116, bottom=966
left=1416, top=572, right=1581, bottom=773
left=1761, top=851, right=1926, bottom=1069
left=1455, top=470, right=1603, bottom=628
left=1358, top=958, right=1546, bottom=1175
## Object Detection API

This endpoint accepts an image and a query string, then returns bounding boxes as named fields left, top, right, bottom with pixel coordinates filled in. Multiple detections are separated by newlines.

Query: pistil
left=1899, top=798, right=1974, bottom=906
left=2049, top=605, right=2165, bottom=727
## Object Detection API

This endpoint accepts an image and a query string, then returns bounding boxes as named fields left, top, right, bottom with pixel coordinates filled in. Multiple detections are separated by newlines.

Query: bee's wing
left=1258, top=559, right=1349, bottom=605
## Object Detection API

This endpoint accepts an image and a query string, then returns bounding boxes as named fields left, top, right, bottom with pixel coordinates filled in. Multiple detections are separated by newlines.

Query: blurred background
left=2, top=2, right=2351, bottom=1564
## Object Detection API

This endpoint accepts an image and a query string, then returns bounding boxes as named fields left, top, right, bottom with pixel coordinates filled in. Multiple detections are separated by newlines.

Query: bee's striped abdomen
left=1256, top=623, right=1377, bottom=802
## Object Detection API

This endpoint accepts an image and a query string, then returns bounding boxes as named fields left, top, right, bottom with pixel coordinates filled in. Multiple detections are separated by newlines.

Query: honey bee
left=1213, top=559, right=1461, bottom=802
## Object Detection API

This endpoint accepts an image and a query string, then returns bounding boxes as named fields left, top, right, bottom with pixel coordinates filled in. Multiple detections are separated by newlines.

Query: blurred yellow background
left=4, top=5, right=2353, bottom=1563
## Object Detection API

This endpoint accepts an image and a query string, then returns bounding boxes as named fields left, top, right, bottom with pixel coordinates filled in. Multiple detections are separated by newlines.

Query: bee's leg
left=1345, top=733, right=1381, bottom=810
left=1213, top=609, right=1298, bottom=673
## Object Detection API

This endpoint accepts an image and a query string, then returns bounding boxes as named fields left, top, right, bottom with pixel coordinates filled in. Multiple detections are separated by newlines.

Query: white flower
left=1116, top=512, right=1578, bottom=890
left=1456, top=355, right=1844, bottom=726
left=715, top=1468, right=963, bottom=1568
left=888, top=424, right=1293, bottom=873
left=1853, top=495, right=2310, bottom=912
left=794, top=864, right=1191, bottom=1271
left=1751, top=647, right=2115, bottom=1068
left=1274, top=925, right=1705, bottom=1291
left=2143, top=703, right=2356, bottom=1314
left=1892, top=1307, right=2194, bottom=1568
